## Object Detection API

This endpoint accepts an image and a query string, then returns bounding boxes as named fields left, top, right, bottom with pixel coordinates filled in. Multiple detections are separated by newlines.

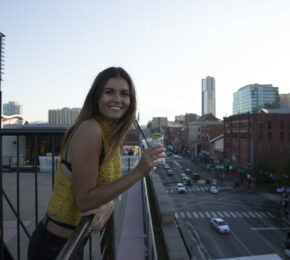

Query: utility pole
left=0, top=33, right=5, bottom=128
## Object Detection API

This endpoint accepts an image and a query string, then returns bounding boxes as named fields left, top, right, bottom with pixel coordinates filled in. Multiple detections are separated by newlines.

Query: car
left=276, top=187, right=290, bottom=193
left=167, top=169, right=173, bottom=176
left=209, top=186, right=219, bottom=194
left=185, top=168, right=191, bottom=174
left=192, top=174, right=200, bottom=181
left=176, top=183, right=186, bottom=193
left=211, top=218, right=230, bottom=233
left=181, top=173, right=187, bottom=179
left=164, top=164, right=170, bottom=169
left=205, top=178, right=210, bottom=184
left=183, top=176, right=192, bottom=186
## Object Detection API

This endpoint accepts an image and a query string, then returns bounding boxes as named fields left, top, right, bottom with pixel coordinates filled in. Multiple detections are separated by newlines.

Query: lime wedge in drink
left=152, top=133, right=162, bottom=140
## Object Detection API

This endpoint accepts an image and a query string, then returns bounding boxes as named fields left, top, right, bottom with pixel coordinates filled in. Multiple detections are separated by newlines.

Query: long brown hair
left=60, top=67, right=137, bottom=167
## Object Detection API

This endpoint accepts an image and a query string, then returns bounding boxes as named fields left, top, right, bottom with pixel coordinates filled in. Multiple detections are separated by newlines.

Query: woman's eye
left=122, top=92, right=130, bottom=96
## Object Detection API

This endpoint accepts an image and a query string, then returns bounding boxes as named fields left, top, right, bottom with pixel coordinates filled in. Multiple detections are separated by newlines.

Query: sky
left=0, top=0, right=290, bottom=125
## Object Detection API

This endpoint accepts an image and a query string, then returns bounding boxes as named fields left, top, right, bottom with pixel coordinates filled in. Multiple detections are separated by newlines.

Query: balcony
left=0, top=126, right=158, bottom=259
left=0, top=125, right=188, bottom=259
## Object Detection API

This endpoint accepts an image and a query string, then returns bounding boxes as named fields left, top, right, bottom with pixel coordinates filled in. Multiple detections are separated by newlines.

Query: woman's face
left=98, top=78, right=131, bottom=124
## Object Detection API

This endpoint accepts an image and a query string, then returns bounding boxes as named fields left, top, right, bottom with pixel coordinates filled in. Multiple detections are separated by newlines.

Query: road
left=157, top=155, right=289, bottom=260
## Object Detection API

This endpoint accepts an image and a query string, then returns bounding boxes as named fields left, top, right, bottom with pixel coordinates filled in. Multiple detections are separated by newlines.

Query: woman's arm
left=70, top=120, right=165, bottom=212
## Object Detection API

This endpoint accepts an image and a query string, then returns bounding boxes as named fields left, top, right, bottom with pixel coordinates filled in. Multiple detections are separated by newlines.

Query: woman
left=27, top=67, right=165, bottom=259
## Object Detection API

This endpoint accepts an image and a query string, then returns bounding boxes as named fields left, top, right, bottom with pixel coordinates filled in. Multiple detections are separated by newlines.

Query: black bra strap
left=64, top=123, right=82, bottom=162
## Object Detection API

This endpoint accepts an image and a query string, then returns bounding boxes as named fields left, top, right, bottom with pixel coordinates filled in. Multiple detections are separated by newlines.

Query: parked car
left=209, top=186, right=219, bottom=194
left=167, top=169, right=173, bottom=176
left=185, top=168, right=191, bottom=174
left=211, top=218, right=230, bottom=233
left=192, top=174, right=200, bottom=181
left=176, top=183, right=186, bottom=193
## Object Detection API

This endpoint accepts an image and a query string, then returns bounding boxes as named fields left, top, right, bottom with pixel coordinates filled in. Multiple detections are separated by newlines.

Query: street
left=157, top=155, right=290, bottom=260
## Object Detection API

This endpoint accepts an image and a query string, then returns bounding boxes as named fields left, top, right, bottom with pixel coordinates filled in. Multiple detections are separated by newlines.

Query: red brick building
left=200, top=124, right=224, bottom=156
left=224, top=110, right=290, bottom=172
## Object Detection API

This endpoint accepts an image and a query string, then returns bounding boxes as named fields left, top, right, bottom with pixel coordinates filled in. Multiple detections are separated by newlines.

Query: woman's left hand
left=81, top=200, right=114, bottom=234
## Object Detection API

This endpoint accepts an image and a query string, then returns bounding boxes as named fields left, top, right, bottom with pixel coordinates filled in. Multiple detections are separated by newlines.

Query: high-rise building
left=280, top=93, right=290, bottom=109
left=202, top=76, right=216, bottom=116
left=151, top=117, right=168, bottom=132
left=3, top=101, right=23, bottom=116
left=233, top=84, right=279, bottom=115
left=48, top=107, right=81, bottom=125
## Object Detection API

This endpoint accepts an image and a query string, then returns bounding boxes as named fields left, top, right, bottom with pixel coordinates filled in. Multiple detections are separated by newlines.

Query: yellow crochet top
left=46, top=120, right=122, bottom=226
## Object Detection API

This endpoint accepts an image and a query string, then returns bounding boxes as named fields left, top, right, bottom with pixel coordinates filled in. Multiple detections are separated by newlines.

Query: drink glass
left=150, top=133, right=166, bottom=164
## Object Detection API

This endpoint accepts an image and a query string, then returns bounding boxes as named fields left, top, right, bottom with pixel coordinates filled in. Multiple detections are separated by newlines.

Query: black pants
left=27, top=221, right=88, bottom=260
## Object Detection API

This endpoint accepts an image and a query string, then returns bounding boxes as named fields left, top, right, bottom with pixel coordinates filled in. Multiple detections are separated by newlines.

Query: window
left=268, top=132, right=272, bottom=140
left=259, top=132, right=263, bottom=140
left=267, top=144, right=271, bottom=154
left=258, top=121, right=263, bottom=129
left=268, top=121, right=272, bottom=129
left=280, top=132, right=284, bottom=140
left=281, top=121, right=284, bottom=129
left=280, top=144, right=284, bottom=154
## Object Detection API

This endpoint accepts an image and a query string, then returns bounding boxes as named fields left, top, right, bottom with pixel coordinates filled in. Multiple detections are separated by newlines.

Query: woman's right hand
left=136, top=144, right=166, bottom=176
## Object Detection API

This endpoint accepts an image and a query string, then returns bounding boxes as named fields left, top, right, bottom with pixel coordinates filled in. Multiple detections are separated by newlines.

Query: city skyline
left=1, top=0, right=290, bottom=125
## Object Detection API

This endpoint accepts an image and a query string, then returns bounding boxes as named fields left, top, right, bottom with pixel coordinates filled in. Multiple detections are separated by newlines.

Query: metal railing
left=0, top=126, right=158, bottom=260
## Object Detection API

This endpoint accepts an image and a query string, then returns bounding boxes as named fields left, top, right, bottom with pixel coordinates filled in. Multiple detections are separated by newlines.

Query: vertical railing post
left=34, top=136, right=39, bottom=226
left=0, top=134, right=3, bottom=260
left=16, top=135, right=20, bottom=259
left=101, top=213, right=116, bottom=259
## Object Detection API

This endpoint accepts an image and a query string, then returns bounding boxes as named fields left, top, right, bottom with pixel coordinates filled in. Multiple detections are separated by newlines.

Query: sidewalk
left=117, top=179, right=146, bottom=260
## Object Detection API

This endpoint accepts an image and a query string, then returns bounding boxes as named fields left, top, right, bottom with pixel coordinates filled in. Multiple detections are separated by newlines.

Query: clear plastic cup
left=150, top=133, right=166, bottom=164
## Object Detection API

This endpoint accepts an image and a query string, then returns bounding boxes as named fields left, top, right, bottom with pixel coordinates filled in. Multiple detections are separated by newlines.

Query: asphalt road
left=158, top=155, right=289, bottom=260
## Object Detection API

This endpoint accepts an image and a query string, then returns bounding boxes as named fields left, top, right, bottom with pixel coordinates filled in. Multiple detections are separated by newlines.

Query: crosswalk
left=174, top=210, right=275, bottom=220
left=167, top=185, right=233, bottom=193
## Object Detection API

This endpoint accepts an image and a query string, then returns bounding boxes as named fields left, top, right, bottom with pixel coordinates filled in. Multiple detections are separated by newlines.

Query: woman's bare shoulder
left=72, top=119, right=103, bottom=143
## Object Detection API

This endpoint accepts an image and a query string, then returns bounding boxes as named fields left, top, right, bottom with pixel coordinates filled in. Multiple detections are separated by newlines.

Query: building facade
left=202, top=76, right=216, bottom=116
left=48, top=107, right=81, bottom=125
left=280, top=93, right=290, bottom=109
left=3, top=101, right=23, bottom=116
left=188, top=113, right=222, bottom=156
left=200, top=124, right=224, bottom=158
left=151, top=117, right=168, bottom=133
left=224, top=110, right=290, bottom=173
left=233, top=84, right=279, bottom=115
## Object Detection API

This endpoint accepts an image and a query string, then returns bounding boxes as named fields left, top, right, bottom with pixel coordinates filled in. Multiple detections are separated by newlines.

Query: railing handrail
left=0, top=127, right=67, bottom=136
left=143, top=176, right=158, bottom=259
left=56, top=215, right=94, bottom=260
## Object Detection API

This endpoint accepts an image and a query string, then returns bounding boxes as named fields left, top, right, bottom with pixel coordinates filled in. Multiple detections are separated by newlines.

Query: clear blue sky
left=1, top=0, right=290, bottom=124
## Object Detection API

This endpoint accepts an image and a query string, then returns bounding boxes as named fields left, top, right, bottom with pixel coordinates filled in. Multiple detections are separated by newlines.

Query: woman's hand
left=81, top=200, right=114, bottom=234
left=136, top=144, right=166, bottom=176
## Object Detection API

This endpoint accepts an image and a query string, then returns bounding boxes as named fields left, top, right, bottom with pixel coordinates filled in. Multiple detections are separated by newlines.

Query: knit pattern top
left=46, top=120, right=122, bottom=226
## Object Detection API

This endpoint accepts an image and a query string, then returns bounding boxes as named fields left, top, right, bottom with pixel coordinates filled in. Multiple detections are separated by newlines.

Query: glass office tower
left=233, top=84, right=279, bottom=115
